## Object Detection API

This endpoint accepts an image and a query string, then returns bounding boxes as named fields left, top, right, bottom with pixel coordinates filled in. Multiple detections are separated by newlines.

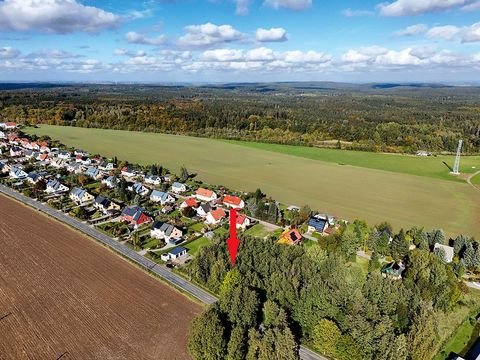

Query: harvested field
left=0, top=195, right=200, bottom=360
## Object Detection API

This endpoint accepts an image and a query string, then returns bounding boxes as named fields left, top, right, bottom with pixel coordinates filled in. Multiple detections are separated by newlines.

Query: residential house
left=102, top=175, right=119, bottom=189
left=9, top=146, right=22, bottom=157
left=45, top=179, right=69, bottom=194
left=278, top=227, right=303, bottom=245
left=74, top=149, right=89, bottom=157
left=0, top=131, right=5, bottom=139
left=236, top=214, right=251, bottom=230
left=434, top=243, right=455, bottom=263
left=27, top=172, right=43, bottom=185
left=206, top=208, right=227, bottom=225
left=381, top=262, right=406, bottom=280
left=121, top=166, right=136, bottom=178
left=50, top=159, right=67, bottom=169
left=121, top=206, right=152, bottom=228
left=128, top=182, right=150, bottom=196
left=39, top=145, right=50, bottom=153
left=69, top=187, right=95, bottom=205
left=223, top=195, right=245, bottom=209
left=171, top=182, right=188, bottom=194
left=144, top=174, right=162, bottom=185
left=58, top=151, right=71, bottom=160
left=150, top=221, right=183, bottom=242
left=94, top=195, right=121, bottom=215
left=161, top=246, right=187, bottom=262
left=9, top=166, right=28, bottom=180
left=307, top=215, right=331, bottom=235
left=98, top=161, right=115, bottom=171
left=3, top=122, right=17, bottom=130
left=66, top=162, right=84, bottom=174
left=195, top=187, right=217, bottom=202
left=85, top=166, right=102, bottom=180
left=196, top=203, right=212, bottom=218
left=0, top=162, right=10, bottom=174
left=180, top=197, right=198, bottom=209
left=150, top=190, right=175, bottom=205
left=36, top=153, right=49, bottom=162
left=76, top=155, right=92, bottom=165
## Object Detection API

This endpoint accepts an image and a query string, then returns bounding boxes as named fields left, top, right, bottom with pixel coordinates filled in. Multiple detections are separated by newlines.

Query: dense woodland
left=184, top=218, right=480, bottom=360
left=1, top=83, right=479, bottom=153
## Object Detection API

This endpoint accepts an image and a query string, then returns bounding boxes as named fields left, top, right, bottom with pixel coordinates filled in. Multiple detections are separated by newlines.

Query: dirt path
left=466, top=170, right=480, bottom=192
left=0, top=195, right=200, bottom=360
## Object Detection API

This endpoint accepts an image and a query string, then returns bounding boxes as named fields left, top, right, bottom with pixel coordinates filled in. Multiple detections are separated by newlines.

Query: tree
left=454, top=234, right=469, bottom=255
left=226, top=326, right=247, bottom=360
left=312, top=319, right=341, bottom=357
left=263, top=300, right=288, bottom=329
left=463, top=242, right=476, bottom=269
left=339, top=224, right=361, bottom=261
left=433, top=246, right=447, bottom=263
left=267, top=201, right=278, bottom=223
left=408, top=309, right=438, bottom=360
left=390, top=229, right=409, bottom=261
left=188, top=306, right=227, bottom=360
left=180, top=166, right=189, bottom=182
left=368, top=252, right=381, bottom=272
left=220, top=268, right=240, bottom=296
left=219, top=286, right=260, bottom=328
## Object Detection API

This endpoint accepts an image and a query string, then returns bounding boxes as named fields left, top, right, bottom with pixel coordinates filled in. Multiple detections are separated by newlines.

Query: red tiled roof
left=237, top=214, right=248, bottom=225
left=209, top=208, right=226, bottom=221
left=196, top=187, right=214, bottom=198
left=184, top=197, right=198, bottom=207
left=223, top=195, right=242, bottom=206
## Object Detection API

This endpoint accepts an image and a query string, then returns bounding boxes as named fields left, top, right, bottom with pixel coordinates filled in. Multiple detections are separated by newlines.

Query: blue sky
left=0, top=0, right=479, bottom=82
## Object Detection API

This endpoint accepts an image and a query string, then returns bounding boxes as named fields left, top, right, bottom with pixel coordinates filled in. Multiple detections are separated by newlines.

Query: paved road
left=0, top=184, right=324, bottom=360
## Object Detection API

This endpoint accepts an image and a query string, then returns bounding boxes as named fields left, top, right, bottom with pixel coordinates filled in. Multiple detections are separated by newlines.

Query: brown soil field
left=0, top=195, right=201, bottom=360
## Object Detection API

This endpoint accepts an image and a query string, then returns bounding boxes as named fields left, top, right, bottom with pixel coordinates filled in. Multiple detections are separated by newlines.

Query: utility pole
left=452, top=140, right=463, bottom=175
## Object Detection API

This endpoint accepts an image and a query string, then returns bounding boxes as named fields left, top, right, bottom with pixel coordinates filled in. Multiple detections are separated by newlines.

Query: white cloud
left=125, top=31, right=166, bottom=46
left=200, top=49, right=244, bottom=62
left=114, top=49, right=147, bottom=57
left=263, top=0, right=312, bottom=10
left=427, top=25, right=460, bottom=40
left=0, top=46, right=20, bottom=59
left=394, top=24, right=428, bottom=36
left=177, top=23, right=244, bottom=48
left=282, top=50, right=331, bottom=64
left=233, top=0, right=251, bottom=15
left=342, top=8, right=375, bottom=17
left=0, top=0, right=120, bottom=34
left=256, top=27, right=288, bottom=42
left=378, top=0, right=475, bottom=16
left=246, top=47, right=276, bottom=61
left=462, top=22, right=480, bottom=42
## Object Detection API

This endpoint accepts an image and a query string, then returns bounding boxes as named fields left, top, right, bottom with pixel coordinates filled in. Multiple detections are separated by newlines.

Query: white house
left=151, top=221, right=183, bottom=242
left=206, top=208, right=227, bottom=225
left=45, top=179, right=69, bottom=194
left=236, top=214, right=251, bottom=230
left=150, top=190, right=175, bottom=205
left=9, top=147, right=22, bottom=157
left=58, top=151, right=71, bottom=160
left=161, top=246, right=187, bottom=261
left=69, top=187, right=95, bottom=205
left=121, top=166, right=136, bottom=178
left=67, top=162, right=84, bottom=174
left=223, top=195, right=245, bottom=209
left=0, top=131, right=5, bottom=139
left=102, top=175, right=119, bottom=189
left=98, top=161, right=115, bottom=171
left=9, top=166, right=28, bottom=180
left=3, top=122, right=17, bottom=130
left=171, top=182, right=188, bottom=194
left=434, top=243, right=455, bottom=263
left=50, top=159, right=68, bottom=169
left=128, top=182, right=150, bottom=196
left=27, top=172, right=43, bottom=185
left=144, top=174, right=162, bottom=185
left=195, top=187, right=217, bottom=202
left=85, top=166, right=102, bottom=180
left=196, top=203, right=212, bottom=218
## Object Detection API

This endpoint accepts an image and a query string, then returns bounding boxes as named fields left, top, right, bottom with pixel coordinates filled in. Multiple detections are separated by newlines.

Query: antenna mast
left=452, top=140, right=463, bottom=175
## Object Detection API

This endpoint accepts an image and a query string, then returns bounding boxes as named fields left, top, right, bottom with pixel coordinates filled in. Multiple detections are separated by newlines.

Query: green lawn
left=26, top=125, right=480, bottom=238
left=434, top=318, right=476, bottom=360
left=184, top=237, right=211, bottom=255
left=244, top=224, right=270, bottom=238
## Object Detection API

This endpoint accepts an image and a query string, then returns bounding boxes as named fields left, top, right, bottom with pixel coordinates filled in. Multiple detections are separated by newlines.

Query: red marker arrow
left=226, top=208, right=240, bottom=266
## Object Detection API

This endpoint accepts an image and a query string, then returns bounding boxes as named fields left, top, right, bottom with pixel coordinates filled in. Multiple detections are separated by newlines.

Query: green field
left=26, top=125, right=480, bottom=237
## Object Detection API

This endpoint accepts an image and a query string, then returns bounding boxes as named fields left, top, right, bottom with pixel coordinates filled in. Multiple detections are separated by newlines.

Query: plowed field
left=0, top=195, right=200, bottom=360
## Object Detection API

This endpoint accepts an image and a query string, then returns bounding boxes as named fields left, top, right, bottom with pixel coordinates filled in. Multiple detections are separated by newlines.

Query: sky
left=0, top=0, right=480, bottom=82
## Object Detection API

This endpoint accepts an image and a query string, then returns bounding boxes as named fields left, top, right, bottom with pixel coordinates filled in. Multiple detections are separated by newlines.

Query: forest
left=1, top=82, right=479, bottom=153
left=184, top=219, right=480, bottom=360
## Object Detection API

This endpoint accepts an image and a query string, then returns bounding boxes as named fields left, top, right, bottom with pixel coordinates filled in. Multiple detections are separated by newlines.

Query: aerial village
left=0, top=123, right=346, bottom=267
